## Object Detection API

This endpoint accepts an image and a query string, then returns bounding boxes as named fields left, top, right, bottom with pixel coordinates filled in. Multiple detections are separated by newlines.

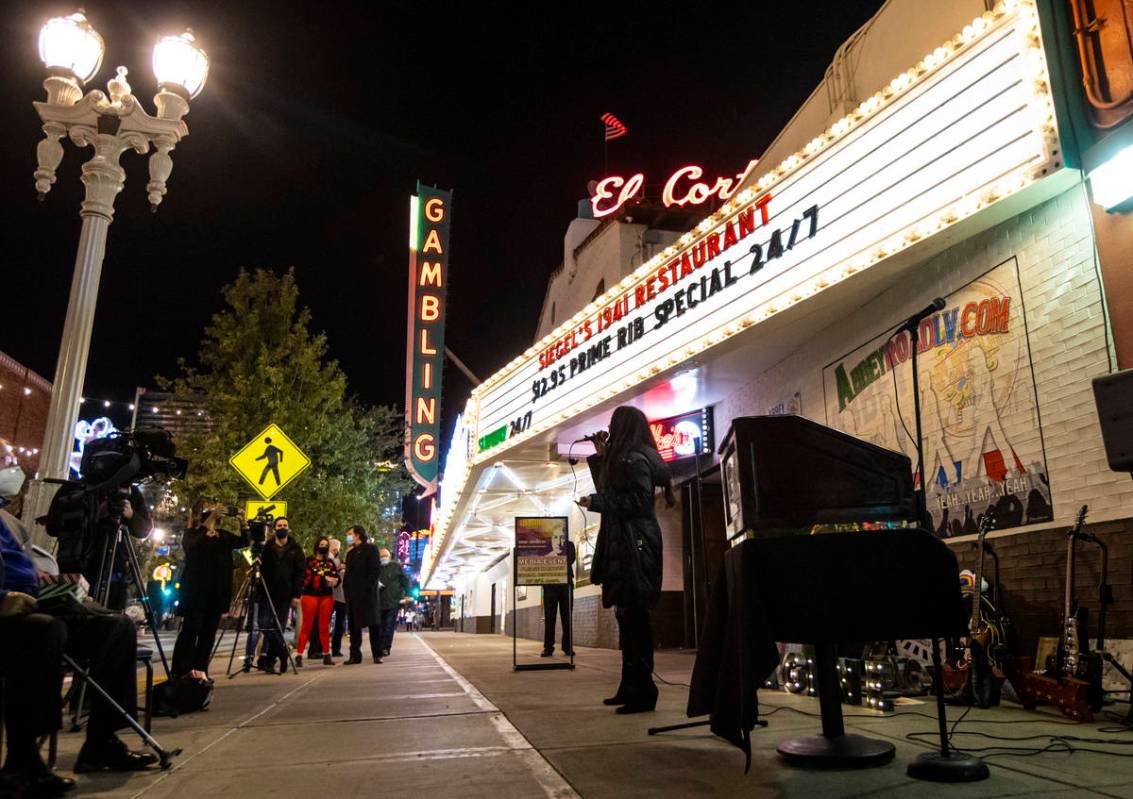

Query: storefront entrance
left=681, top=466, right=728, bottom=648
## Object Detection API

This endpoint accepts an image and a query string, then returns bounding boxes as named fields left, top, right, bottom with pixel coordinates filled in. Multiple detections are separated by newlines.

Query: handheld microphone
left=573, top=432, right=606, bottom=444
left=899, top=297, right=946, bottom=333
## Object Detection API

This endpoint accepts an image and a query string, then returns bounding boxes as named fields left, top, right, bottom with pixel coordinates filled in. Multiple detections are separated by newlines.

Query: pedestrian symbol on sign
left=229, top=424, right=310, bottom=500
left=256, top=437, right=284, bottom=487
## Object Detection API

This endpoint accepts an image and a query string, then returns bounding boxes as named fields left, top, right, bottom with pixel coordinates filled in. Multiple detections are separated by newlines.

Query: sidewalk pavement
left=45, top=632, right=1133, bottom=798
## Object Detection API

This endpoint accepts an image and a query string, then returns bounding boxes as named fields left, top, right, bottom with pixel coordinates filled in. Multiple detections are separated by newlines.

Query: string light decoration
left=425, top=0, right=1061, bottom=580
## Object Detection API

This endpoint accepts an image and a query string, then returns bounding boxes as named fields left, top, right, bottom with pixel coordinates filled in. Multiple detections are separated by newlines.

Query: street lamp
left=27, top=11, right=208, bottom=531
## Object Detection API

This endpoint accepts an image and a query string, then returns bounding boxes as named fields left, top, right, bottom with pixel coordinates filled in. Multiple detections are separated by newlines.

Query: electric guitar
left=945, top=513, right=1006, bottom=707
left=1055, top=505, right=1089, bottom=679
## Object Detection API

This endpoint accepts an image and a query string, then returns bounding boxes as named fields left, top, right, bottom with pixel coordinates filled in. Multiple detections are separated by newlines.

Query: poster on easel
left=513, top=516, right=574, bottom=671
left=515, top=517, right=569, bottom=585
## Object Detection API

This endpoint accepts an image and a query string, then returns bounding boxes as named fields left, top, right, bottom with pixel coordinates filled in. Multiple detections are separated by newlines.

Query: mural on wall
left=822, top=257, right=1052, bottom=537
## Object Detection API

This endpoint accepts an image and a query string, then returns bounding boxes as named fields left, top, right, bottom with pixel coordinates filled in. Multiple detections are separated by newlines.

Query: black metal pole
left=908, top=323, right=928, bottom=530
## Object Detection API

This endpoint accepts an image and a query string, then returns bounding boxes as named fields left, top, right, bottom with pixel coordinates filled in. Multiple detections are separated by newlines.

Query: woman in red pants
left=295, top=537, right=339, bottom=666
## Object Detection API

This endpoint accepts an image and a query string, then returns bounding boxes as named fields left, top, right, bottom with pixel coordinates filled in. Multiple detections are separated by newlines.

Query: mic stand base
left=907, top=750, right=989, bottom=783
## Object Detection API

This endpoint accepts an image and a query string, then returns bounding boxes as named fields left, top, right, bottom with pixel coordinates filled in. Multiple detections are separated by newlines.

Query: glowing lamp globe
left=38, top=11, right=104, bottom=83
left=152, top=30, right=209, bottom=99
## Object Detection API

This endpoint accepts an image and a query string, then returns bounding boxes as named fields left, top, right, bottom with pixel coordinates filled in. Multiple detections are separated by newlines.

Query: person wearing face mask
left=377, top=549, right=410, bottom=657
left=342, top=525, right=383, bottom=664
left=171, top=500, right=248, bottom=678
left=294, top=537, right=339, bottom=667
left=255, top=517, right=305, bottom=673
left=327, top=537, right=347, bottom=657
left=0, top=445, right=158, bottom=795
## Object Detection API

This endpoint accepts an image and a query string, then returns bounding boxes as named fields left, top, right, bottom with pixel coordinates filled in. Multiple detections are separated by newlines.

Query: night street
left=5, top=0, right=1133, bottom=796
left=36, top=634, right=1133, bottom=798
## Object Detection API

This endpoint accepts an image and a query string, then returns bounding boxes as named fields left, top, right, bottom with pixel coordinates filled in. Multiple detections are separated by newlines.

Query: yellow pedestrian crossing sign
left=244, top=500, right=288, bottom=521
left=229, top=424, right=310, bottom=500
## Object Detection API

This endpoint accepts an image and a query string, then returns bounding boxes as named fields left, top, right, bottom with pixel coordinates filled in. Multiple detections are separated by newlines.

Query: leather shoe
left=28, top=772, right=76, bottom=797
left=540, top=649, right=553, bottom=657
left=294, top=655, right=303, bottom=668
left=602, top=694, right=629, bottom=706
left=323, top=655, right=334, bottom=666
left=74, top=738, right=159, bottom=773
left=1, top=764, right=76, bottom=798
left=343, top=657, right=362, bottom=665
left=373, top=656, right=383, bottom=664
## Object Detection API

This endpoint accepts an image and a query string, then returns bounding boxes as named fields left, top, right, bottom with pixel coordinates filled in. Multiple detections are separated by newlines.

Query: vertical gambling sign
left=405, top=182, right=453, bottom=497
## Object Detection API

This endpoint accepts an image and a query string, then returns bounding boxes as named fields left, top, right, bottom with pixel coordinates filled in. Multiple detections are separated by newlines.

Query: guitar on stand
left=943, top=514, right=1006, bottom=707
left=1018, top=506, right=1095, bottom=721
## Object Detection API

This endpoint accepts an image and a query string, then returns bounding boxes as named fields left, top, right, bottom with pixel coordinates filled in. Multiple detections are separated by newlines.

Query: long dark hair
left=601, top=406, right=676, bottom=506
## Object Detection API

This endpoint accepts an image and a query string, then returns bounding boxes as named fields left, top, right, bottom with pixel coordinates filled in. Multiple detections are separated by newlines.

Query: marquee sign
left=405, top=183, right=453, bottom=497
left=469, top=0, right=1061, bottom=466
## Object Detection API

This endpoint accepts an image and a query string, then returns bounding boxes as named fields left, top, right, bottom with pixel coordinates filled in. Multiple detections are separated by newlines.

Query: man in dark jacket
left=377, top=549, right=409, bottom=657
left=171, top=500, right=248, bottom=677
left=256, top=516, right=304, bottom=673
left=540, top=533, right=576, bottom=657
left=343, top=525, right=382, bottom=664
left=1, top=485, right=157, bottom=795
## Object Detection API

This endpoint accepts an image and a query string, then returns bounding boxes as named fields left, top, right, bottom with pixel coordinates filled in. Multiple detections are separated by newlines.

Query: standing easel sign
left=513, top=516, right=574, bottom=671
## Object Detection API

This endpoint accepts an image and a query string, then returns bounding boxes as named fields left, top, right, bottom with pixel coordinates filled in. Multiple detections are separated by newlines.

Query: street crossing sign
left=244, top=499, right=288, bottom=521
left=229, top=423, right=310, bottom=500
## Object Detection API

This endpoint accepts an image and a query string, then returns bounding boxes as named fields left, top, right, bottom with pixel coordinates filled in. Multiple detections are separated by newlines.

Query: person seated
left=0, top=457, right=157, bottom=797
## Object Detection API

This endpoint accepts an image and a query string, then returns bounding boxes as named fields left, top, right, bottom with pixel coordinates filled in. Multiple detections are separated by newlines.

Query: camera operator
left=64, top=483, right=152, bottom=612
left=0, top=445, right=157, bottom=797
left=254, top=516, right=304, bottom=673
left=171, top=500, right=248, bottom=678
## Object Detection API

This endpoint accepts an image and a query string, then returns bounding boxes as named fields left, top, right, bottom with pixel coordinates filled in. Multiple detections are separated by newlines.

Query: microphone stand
left=903, top=308, right=988, bottom=783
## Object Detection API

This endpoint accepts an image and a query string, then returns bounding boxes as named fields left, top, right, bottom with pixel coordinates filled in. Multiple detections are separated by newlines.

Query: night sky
left=2, top=0, right=884, bottom=446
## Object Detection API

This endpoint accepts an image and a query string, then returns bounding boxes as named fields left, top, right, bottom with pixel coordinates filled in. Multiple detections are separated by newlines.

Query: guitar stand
left=1101, top=652, right=1133, bottom=728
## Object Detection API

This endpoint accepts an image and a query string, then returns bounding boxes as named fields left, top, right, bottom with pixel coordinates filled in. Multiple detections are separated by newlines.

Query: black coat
left=587, top=448, right=667, bottom=610
left=344, top=542, right=381, bottom=625
left=260, top=537, right=305, bottom=611
left=179, top=525, right=248, bottom=613
left=378, top=560, right=410, bottom=611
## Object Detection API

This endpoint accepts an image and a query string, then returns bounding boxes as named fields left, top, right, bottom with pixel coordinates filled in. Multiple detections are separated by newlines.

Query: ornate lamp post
left=25, top=12, right=208, bottom=536
left=30, top=11, right=208, bottom=488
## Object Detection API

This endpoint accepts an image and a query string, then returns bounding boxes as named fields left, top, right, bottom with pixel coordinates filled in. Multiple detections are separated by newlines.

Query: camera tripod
left=70, top=507, right=172, bottom=732
left=221, top=550, right=298, bottom=677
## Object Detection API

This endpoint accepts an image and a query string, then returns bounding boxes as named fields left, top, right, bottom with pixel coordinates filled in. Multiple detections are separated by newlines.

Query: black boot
left=615, top=683, right=658, bottom=714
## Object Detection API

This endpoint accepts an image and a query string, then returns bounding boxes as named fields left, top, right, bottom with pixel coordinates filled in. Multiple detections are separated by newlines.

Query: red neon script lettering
left=662, top=159, right=760, bottom=208
left=591, top=174, right=645, bottom=218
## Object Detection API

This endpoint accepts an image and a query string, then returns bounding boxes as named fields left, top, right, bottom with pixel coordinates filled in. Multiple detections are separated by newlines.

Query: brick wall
left=951, top=517, right=1133, bottom=655
left=0, top=350, right=51, bottom=475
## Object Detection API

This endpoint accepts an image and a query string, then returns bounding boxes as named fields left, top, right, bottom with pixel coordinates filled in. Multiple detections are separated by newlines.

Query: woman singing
left=295, top=537, right=340, bottom=667
left=578, top=405, right=675, bottom=714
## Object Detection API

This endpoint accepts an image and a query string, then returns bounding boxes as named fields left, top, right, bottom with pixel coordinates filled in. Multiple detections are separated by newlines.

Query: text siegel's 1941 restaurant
left=420, top=0, right=1133, bottom=679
